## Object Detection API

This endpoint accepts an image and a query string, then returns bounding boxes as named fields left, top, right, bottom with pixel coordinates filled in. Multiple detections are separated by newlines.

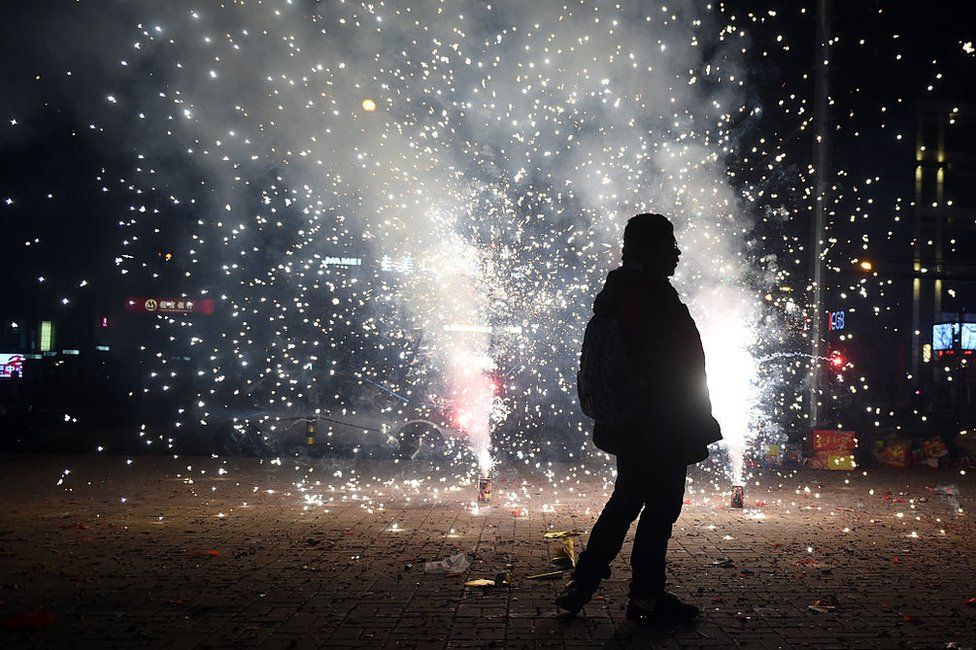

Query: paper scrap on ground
left=543, top=530, right=581, bottom=539
left=424, top=552, right=470, bottom=575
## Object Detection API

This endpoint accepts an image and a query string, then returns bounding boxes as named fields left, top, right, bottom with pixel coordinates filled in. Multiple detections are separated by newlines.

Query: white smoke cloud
left=32, top=1, right=774, bottom=475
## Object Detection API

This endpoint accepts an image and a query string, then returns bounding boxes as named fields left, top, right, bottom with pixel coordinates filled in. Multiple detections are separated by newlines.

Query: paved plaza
left=1, top=453, right=974, bottom=648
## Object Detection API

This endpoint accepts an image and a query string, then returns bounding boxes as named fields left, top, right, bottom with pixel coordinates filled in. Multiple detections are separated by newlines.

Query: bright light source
left=859, top=260, right=873, bottom=271
left=361, top=98, right=377, bottom=112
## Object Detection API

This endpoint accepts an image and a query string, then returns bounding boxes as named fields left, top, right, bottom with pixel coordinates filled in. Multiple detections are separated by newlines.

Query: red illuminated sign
left=125, top=297, right=215, bottom=315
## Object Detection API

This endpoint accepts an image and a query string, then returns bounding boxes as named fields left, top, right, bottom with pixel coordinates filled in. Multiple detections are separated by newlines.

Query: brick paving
left=1, top=452, right=974, bottom=648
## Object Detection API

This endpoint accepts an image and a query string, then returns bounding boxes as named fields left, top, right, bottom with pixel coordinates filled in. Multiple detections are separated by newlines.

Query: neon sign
left=0, top=353, right=25, bottom=379
left=828, top=310, right=846, bottom=331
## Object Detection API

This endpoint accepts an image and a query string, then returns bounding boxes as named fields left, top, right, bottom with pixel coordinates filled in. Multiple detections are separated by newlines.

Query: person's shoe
left=626, top=592, right=700, bottom=623
left=554, top=580, right=596, bottom=614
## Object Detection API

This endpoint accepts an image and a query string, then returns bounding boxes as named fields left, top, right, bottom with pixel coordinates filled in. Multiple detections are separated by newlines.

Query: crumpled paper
left=424, top=552, right=470, bottom=575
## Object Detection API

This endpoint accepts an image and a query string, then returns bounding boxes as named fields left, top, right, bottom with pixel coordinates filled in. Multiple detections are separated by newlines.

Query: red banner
left=811, top=429, right=857, bottom=454
left=125, top=297, right=215, bottom=315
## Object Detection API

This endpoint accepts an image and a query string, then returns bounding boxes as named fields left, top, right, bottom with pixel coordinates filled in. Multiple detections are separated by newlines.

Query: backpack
left=577, top=312, right=642, bottom=426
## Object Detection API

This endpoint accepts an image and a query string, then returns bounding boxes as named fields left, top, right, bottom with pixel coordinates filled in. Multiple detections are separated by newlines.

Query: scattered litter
left=543, top=530, right=581, bottom=539
left=933, top=484, right=961, bottom=510
left=465, top=578, right=496, bottom=587
left=711, top=558, right=735, bottom=568
left=551, top=537, right=577, bottom=569
left=526, top=570, right=564, bottom=580
left=808, top=596, right=838, bottom=613
left=464, top=573, right=511, bottom=588
left=424, top=552, right=470, bottom=575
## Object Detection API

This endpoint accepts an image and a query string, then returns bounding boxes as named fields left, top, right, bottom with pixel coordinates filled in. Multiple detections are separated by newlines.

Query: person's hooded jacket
left=590, top=265, right=722, bottom=464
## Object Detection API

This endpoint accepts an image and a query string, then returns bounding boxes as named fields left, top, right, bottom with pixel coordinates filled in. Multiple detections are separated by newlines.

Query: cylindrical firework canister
left=478, top=475, right=493, bottom=504
left=305, top=419, right=316, bottom=446
left=731, top=485, right=744, bottom=508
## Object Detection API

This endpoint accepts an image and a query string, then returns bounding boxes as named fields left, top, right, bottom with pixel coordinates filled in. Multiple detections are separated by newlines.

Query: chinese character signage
left=125, top=297, right=216, bottom=315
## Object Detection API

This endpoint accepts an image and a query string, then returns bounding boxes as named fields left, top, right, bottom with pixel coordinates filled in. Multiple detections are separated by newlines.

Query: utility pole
left=808, top=0, right=831, bottom=428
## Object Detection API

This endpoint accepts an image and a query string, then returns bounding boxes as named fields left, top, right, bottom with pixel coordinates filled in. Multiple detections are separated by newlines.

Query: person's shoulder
left=643, top=277, right=680, bottom=303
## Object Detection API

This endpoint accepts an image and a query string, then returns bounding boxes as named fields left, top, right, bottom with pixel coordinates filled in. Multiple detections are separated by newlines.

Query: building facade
left=911, top=101, right=976, bottom=420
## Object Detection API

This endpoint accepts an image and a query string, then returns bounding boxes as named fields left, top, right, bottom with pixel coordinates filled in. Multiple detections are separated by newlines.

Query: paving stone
left=1, top=453, right=974, bottom=648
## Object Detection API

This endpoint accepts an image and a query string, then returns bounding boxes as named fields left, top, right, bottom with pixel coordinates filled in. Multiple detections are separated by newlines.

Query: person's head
left=622, top=212, right=680, bottom=276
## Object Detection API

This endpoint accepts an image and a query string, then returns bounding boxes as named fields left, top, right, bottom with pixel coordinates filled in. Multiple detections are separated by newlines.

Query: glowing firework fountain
left=695, top=286, right=762, bottom=486
left=447, top=353, right=497, bottom=477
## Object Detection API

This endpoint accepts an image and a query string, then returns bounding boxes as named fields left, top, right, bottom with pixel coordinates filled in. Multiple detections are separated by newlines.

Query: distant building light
left=39, top=320, right=54, bottom=352
left=321, top=257, right=362, bottom=267
left=95, top=345, right=111, bottom=352
left=62, top=349, right=80, bottom=356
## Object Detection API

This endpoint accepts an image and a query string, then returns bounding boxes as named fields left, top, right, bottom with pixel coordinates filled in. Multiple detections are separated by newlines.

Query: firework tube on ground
left=478, top=475, right=492, bottom=504
left=731, top=485, right=744, bottom=508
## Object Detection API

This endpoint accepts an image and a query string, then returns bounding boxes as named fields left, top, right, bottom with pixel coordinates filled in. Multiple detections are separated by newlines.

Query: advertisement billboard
left=0, top=353, right=25, bottom=379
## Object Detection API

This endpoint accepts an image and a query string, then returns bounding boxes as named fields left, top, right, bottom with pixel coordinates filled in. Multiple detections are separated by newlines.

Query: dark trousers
left=572, top=454, right=688, bottom=599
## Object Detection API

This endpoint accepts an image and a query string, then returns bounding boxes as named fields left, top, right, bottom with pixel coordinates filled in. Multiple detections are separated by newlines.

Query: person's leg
left=628, top=463, right=688, bottom=599
left=570, top=457, right=645, bottom=590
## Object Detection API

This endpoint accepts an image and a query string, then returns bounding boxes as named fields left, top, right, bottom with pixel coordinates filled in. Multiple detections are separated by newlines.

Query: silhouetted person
left=556, top=213, right=722, bottom=622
